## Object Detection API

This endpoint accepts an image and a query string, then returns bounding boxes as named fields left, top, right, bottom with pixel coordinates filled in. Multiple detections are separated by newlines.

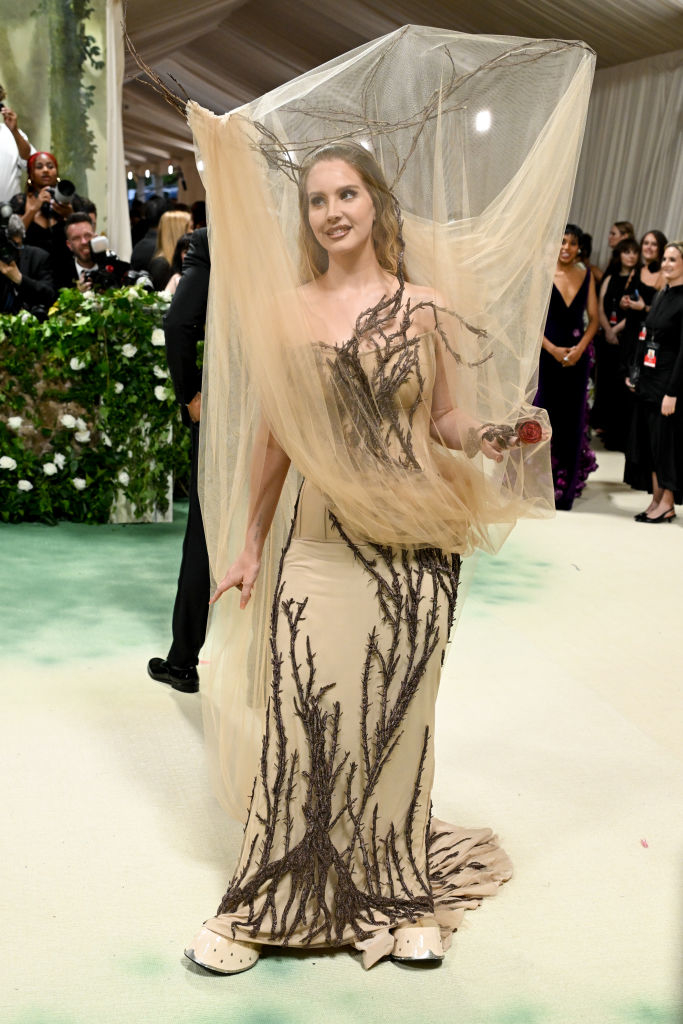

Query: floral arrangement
left=0, top=285, right=191, bottom=524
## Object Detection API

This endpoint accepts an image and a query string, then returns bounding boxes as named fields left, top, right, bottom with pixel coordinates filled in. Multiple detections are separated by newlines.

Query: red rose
left=516, top=419, right=542, bottom=445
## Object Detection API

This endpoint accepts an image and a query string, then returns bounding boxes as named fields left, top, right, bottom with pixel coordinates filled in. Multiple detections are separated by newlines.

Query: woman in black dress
left=625, top=242, right=683, bottom=523
left=621, top=230, right=667, bottom=393
left=535, top=225, right=599, bottom=509
left=595, top=237, right=642, bottom=450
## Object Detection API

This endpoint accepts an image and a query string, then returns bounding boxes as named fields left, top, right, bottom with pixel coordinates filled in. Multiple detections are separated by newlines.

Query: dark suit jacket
left=131, top=228, right=157, bottom=272
left=0, top=243, right=55, bottom=313
left=163, top=228, right=210, bottom=427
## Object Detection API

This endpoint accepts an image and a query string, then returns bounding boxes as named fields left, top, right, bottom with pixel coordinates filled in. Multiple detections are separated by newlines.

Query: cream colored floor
left=2, top=448, right=682, bottom=1024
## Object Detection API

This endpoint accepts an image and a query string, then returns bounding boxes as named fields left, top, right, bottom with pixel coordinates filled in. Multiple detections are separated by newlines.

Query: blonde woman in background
left=150, top=209, right=190, bottom=290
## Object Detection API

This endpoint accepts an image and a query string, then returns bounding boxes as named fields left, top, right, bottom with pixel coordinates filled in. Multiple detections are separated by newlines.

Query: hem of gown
left=205, top=817, right=512, bottom=970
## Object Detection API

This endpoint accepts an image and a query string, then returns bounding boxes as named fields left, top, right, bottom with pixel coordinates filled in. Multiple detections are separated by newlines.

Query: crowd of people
left=538, top=219, right=683, bottom=522
left=0, top=96, right=205, bottom=317
left=2, top=100, right=680, bottom=527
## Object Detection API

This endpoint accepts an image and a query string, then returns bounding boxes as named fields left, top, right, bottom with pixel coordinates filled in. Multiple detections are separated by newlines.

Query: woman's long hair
left=639, top=229, right=668, bottom=270
left=297, top=143, right=404, bottom=281
left=153, top=210, right=191, bottom=265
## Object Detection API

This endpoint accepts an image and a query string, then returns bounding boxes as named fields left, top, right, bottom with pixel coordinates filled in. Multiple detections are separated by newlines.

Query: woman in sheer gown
left=535, top=225, right=599, bottom=510
left=183, top=144, right=541, bottom=975
left=165, top=26, right=595, bottom=979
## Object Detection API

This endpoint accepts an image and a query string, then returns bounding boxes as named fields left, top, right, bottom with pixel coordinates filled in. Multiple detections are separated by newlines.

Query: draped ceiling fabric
left=106, top=0, right=132, bottom=260
left=121, top=1, right=683, bottom=185
left=570, top=48, right=683, bottom=267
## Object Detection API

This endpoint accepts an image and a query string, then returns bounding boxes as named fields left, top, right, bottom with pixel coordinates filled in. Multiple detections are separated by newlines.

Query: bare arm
left=598, top=274, right=622, bottom=344
left=211, top=421, right=291, bottom=608
left=428, top=339, right=505, bottom=463
left=2, top=109, right=31, bottom=161
left=565, top=272, right=599, bottom=365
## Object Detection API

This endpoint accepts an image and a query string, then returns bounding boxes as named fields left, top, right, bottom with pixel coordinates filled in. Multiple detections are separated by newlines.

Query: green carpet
left=2, top=465, right=681, bottom=1024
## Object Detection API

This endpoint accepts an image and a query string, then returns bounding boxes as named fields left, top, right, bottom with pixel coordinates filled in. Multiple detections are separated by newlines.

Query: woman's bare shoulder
left=403, top=281, right=439, bottom=303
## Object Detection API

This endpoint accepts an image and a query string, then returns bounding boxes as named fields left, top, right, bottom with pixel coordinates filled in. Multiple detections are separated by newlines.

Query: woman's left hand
left=51, top=200, right=73, bottom=220
left=661, top=395, right=677, bottom=416
left=621, top=294, right=645, bottom=312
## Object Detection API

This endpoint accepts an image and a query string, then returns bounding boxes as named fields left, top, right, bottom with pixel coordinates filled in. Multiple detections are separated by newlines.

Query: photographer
left=15, top=152, right=75, bottom=251
left=0, top=210, right=55, bottom=316
left=60, top=212, right=132, bottom=292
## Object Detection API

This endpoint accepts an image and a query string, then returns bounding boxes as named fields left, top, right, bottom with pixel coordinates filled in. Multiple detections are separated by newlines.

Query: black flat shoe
left=638, top=508, right=676, bottom=524
left=147, top=657, right=199, bottom=692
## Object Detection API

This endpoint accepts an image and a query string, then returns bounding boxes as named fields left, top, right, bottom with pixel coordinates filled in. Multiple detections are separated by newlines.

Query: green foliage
left=31, top=0, right=101, bottom=176
left=0, top=285, right=192, bottom=525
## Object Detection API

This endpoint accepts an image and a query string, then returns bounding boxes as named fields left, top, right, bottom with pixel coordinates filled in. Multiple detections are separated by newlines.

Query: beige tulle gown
left=204, top=334, right=512, bottom=969
left=179, top=25, right=596, bottom=970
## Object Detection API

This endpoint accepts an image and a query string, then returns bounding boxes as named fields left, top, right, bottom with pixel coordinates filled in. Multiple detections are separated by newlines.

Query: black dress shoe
left=637, top=508, right=676, bottom=524
left=147, top=657, right=199, bottom=693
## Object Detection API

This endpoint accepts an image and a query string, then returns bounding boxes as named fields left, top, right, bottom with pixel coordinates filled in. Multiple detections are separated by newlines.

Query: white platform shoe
left=184, top=926, right=260, bottom=975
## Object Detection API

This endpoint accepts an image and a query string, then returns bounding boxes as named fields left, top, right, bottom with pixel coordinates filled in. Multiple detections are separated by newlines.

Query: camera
left=80, top=234, right=142, bottom=292
left=40, top=178, right=76, bottom=217
left=0, top=202, right=20, bottom=264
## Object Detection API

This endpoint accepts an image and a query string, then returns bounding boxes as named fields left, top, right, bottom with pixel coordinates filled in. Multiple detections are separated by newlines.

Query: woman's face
left=306, top=159, right=375, bottom=260
left=661, top=246, right=683, bottom=286
left=30, top=155, right=58, bottom=189
left=620, top=248, right=639, bottom=270
left=641, top=233, right=659, bottom=263
left=558, top=233, right=580, bottom=265
left=608, top=224, right=627, bottom=248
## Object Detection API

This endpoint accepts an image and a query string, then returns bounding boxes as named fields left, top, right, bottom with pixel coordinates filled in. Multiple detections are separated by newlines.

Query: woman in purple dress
left=535, top=225, right=599, bottom=509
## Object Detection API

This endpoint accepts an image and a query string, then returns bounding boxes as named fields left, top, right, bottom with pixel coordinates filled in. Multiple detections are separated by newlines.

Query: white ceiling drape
left=106, top=0, right=132, bottom=259
left=570, top=48, right=683, bottom=266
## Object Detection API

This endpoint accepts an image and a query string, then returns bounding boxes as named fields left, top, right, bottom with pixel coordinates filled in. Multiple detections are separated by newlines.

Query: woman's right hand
left=551, top=345, right=571, bottom=364
left=210, top=550, right=261, bottom=609
left=24, top=188, right=50, bottom=219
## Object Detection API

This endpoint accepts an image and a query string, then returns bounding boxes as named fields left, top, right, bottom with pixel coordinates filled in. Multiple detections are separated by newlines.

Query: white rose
left=17, top=479, right=33, bottom=491
left=153, top=364, right=168, bottom=379
left=154, top=385, right=168, bottom=401
left=60, top=414, right=77, bottom=429
left=75, top=417, right=87, bottom=431
left=43, top=463, right=58, bottom=476
left=101, top=432, right=112, bottom=448
left=151, top=328, right=165, bottom=347
left=72, top=477, right=86, bottom=490
left=69, top=357, right=86, bottom=371
left=75, top=430, right=91, bottom=443
left=121, top=343, right=137, bottom=358
left=118, top=470, right=130, bottom=486
left=114, top=382, right=124, bottom=394
left=0, top=455, right=17, bottom=470
left=53, top=452, right=66, bottom=469
left=8, top=416, right=22, bottom=430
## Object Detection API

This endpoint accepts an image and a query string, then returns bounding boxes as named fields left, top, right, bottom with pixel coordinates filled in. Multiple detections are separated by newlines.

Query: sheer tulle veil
left=186, top=26, right=595, bottom=818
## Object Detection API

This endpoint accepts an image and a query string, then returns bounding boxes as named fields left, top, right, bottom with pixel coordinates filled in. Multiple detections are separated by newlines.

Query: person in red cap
left=18, top=152, right=74, bottom=250
left=9, top=150, right=76, bottom=286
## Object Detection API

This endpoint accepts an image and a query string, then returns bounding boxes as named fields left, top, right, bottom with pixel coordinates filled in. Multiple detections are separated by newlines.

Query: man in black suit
left=0, top=213, right=55, bottom=314
left=148, top=227, right=211, bottom=693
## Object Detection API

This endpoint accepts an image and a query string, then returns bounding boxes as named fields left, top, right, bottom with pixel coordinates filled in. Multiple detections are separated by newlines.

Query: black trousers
left=167, top=422, right=211, bottom=668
